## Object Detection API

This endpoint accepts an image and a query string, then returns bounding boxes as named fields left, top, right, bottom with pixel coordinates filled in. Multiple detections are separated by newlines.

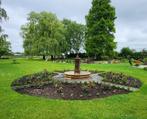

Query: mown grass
left=0, top=59, right=147, bottom=119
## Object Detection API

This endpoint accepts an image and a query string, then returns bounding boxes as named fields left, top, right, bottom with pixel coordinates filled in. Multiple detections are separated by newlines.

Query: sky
left=1, top=0, right=147, bottom=52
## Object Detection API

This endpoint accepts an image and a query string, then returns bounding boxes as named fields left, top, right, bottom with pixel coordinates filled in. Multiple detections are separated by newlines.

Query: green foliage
left=144, top=58, right=147, bottom=62
left=142, top=49, right=147, bottom=58
left=120, top=47, right=133, bottom=58
left=119, top=48, right=146, bottom=60
left=11, top=70, right=53, bottom=87
left=133, top=52, right=143, bottom=60
left=85, top=0, right=116, bottom=58
left=0, top=0, right=8, bottom=21
left=144, top=67, right=147, bottom=71
left=0, top=0, right=11, bottom=58
left=144, top=58, right=147, bottom=65
left=0, top=35, right=11, bottom=58
left=12, top=58, right=17, bottom=64
left=102, top=72, right=142, bottom=88
left=21, top=11, right=67, bottom=58
left=62, top=19, right=86, bottom=54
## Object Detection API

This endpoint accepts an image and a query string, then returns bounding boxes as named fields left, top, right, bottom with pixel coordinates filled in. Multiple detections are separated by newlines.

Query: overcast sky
left=1, top=0, right=147, bottom=52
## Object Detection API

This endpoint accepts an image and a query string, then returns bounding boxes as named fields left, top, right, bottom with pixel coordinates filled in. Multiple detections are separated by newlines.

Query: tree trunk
left=43, top=55, right=46, bottom=60
left=51, top=55, right=54, bottom=61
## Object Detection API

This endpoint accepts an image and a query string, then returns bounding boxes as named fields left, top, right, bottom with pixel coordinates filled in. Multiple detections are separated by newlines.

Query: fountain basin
left=64, top=71, right=91, bottom=79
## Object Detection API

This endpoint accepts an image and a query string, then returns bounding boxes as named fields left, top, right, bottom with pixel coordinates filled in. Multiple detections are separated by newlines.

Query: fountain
left=53, top=55, right=103, bottom=83
left=64, top=55, right=91, bottom=79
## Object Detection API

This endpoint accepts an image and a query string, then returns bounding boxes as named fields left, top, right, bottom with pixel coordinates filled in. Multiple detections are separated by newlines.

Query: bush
left=120, top=59, right=128, bottom=63
left=144, top=67, right=147, bottom=71
left=12, top=59, right=18, bottom=64
left=144, top=58, right=147, bottom=65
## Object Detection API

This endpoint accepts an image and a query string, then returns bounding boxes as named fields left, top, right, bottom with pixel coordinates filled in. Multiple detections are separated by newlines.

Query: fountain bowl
left=64, top=71, right=91, bottom=80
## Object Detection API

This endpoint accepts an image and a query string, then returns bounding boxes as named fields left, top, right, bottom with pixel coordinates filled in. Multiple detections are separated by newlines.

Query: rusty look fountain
left=64, top=55, right=91, bottom=79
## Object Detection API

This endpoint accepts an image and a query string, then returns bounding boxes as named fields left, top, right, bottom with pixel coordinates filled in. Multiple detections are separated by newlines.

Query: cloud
left=1, top=0, right=147, bottom=52
left=112, top=0, right=147, bottom=51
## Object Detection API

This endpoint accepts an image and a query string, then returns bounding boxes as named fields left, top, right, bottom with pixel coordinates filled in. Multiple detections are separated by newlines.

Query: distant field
left=0, top=59, right=147, bottom=119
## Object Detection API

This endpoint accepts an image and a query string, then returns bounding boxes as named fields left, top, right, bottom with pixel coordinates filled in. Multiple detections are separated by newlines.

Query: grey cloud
left=112, top=0, right=147, bottom=22
left=3, top=0, right=91, bottom=23
left=1, top=0, right=147, bottom=52
left=117, top=42, right=147, bottom=51
left=112, top=0, right=147, bottom=51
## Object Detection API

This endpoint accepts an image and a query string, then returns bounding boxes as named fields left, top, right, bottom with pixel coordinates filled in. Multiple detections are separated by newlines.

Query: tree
left=0, top=0, right=11, bottom=58
left=0, top=34, right=11, bottom=58
left=141, top=49, right=147, bottom=59
left=21, top=12, right=67, bottom=60
left=133, top=52, right=143, bottom=60
left=62, top=19, right=86, bottom=54
left=120, top=47, right=133, bottom=58
left=0, top=0, right=7, bottom=22
left=85, top=0, right=116, bottom=59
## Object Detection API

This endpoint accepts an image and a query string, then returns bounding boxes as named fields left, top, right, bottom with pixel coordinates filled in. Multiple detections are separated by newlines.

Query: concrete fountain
left=53, top=55, right=103, bottom=83
left=64, top=55, right=91, bottom=79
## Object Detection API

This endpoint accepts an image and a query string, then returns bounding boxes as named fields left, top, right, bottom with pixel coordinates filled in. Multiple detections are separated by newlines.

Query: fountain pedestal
left=64, top=55, right=91, bottom=80
left=74, top=55, right=80, bottom=74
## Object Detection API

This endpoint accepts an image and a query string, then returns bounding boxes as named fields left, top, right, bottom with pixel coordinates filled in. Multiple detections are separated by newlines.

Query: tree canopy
left=21, top=12, right=86, bottom=60
left=0, top=0, right=11, bottom=58
left=21, top=11, right=67, bottom=60
left=120, top=47, right=134, bottom=58
left=62, top=19, right=86, bottom=54
left=85, top=0, right=116, bottom=59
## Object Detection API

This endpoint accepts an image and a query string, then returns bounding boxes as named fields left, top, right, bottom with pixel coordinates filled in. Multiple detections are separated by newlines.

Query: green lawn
left=0, top=59, right=147, bottom=119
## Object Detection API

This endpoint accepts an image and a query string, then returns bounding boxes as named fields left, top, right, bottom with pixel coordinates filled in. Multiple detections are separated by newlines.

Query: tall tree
left=63, top=19, right=85, bottom=54
left=21, top=12, right=67, bottom=60
left=0, top=0, right=11, bottom=58
left=85, top=0, right=116, bottom=59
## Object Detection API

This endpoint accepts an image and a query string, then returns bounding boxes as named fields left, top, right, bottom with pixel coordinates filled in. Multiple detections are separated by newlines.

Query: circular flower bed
left=11, top=70, right=142, bottom=100
left=100, top=72, right=142, bottom=88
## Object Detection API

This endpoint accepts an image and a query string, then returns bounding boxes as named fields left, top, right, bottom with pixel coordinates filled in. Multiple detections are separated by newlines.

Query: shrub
left=12, top=58, right=19, bottom=64
left=144, top=67, right=147, bottom=71
left=144, top=58, right=147, bottom=65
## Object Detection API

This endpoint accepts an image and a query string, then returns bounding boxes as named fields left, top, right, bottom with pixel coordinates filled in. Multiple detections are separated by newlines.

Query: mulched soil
left=15, top=83, right=130, bottom=100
